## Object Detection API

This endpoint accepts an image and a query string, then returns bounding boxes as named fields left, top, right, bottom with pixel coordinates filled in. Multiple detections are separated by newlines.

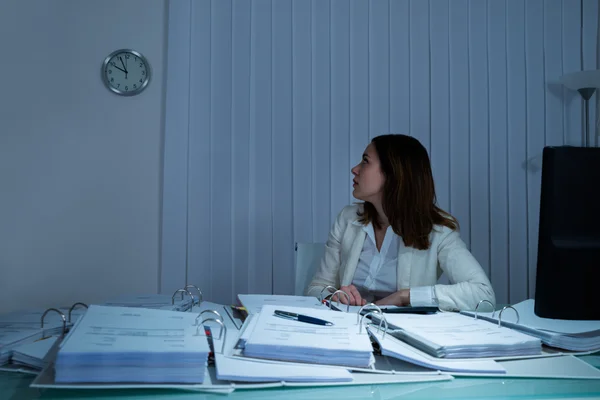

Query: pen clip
left=273, top=311, right=297, bottom=321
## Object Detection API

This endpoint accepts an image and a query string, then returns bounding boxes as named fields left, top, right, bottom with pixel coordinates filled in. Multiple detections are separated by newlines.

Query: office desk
left=3, top=355, right=600, bottom=400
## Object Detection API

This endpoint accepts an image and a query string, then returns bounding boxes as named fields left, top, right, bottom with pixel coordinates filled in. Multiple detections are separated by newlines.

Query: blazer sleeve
left=305, top=208, right=349, bottom=298
left=433, top=229, right=496, bottom=311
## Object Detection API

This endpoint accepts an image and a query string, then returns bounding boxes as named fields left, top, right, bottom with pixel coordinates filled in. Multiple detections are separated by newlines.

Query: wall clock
left=101, top=49, right=151, bottom=96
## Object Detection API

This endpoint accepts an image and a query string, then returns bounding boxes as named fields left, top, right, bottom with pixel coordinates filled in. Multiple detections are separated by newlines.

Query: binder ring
left=319, top=286, right=338, bottom=302
left=359, top=311, right=388, bottom=339
left=195, top=310, right=223, bottom=326
left=474, top=300, right=495, bottom=320
left=357, top=303, right=383, bottom=324
left=171, top=289, right=194, bottom=311
left=497, top=306, right=520, bottom=327
left=329, top=290, right=350, bottom=312
left=68, top=302, right=88, bottom=323
left=199, top=317, right=227, bottom=354
left=40, top=308, right=67, bottom=337
left=184, top=284, right=203, bottom=305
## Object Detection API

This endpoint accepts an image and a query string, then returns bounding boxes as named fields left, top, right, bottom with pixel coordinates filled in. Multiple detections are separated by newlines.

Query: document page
left=237, top=295, right=327, bottom=315
left=384, top=312, right=539, bottom=347
left=58, top=305, right=207, bottom=355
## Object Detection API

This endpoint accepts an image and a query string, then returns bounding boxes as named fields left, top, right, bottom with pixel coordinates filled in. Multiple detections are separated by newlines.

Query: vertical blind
left=161, top=0, right=598, bottom=305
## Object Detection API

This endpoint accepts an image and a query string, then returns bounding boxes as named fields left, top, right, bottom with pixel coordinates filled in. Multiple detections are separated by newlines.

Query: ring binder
left=359, top=311, right=388, bottom=339
left=195, top=310, right=223, bottom=326
left=40, top=308, right=67, bottom=337
left=357, top=303, right=384, bottom=324
left=171, top=289, right=194, bottom=311
left=184, top=284, right=203, bottom=305
left=198, top=317, right=227, bottom=354
left=319, top=285, right=337, bottom=302
left=497, top=306, right=520, bottom=327
left=473, top=300, right=495, bottom=320
left=68, top=302, right=88, bottom=323
left=329, top=290, right=350, bottom=312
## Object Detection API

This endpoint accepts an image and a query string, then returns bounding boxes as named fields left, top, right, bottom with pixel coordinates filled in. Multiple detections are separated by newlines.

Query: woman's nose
left=351, top=165, right=359, bottom=175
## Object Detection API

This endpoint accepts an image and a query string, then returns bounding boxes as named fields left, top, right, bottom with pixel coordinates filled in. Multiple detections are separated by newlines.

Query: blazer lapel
left=396, top=239, right=414, bottom=289
left=340, top=226, right=366, bottom=286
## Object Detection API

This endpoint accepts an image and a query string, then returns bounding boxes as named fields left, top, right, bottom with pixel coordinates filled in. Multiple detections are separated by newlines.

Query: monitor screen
left=534, top=146, right=600, bottom=320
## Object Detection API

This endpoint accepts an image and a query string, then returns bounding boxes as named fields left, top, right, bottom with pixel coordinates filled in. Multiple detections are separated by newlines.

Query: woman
left=306, top=134, right=495, bottom=311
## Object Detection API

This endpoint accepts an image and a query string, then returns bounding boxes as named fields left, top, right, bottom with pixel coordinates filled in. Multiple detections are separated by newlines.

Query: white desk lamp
left=558, top=69, right=600, bottom=148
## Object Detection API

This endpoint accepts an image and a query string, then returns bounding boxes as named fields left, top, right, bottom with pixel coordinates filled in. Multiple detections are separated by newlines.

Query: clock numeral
left=110, top=78, right=114, bottom=82
left=133, top=84, right=137, bottom=89
left=139, top=79, right=143, bottom=83
left=139, top=63, right=143, bottom=68
left=125, top=86, right=129, bottom=91
left=108, top=69, right=112, bottom=74
left=117, top=83, right=120, bottom=88
left=125, top=54, right=130, bottom=59
left=110, top=61, right=116, bottom=67
left=141, top=71, right=145, bottom=76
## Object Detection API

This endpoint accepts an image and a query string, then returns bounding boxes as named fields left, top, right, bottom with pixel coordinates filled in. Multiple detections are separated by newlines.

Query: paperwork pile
left=242, top=305, right=374, bottom=368
left=461, top=299, right=600, bottom=352
left=378, top=312, right=541, bottom=358
left=55, top=305, right=210, bottom=383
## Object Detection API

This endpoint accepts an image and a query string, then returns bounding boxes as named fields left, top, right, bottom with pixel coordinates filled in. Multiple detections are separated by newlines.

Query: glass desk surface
left=3, top=357, right=600, bottom=400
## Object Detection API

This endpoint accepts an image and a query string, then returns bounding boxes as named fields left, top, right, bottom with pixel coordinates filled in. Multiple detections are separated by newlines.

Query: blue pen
left=273, top=310, right=334, bottom=326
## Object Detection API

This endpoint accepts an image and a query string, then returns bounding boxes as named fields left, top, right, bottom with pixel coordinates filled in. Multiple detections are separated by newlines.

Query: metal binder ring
left=199, top=317, right=227, bottom=354
left=68, top=302, right=88, bottom=323
left=171, top=289, right=194, bottom=311
left=357, top=303, right=383, bottom=324
left=474, top=300, right=495, bottom=320
left=195, top=310, right=223, bottom=326
left=329, top=290, right=351, bottom=312
left=497, top=306, right=520, bottom=328
left=184, top=284, right=203, bottom=305
left=40, top=308, right=67, bottom=337
left=319, top=285, right=338, bottom=302
left=360, top=311, right=388, bottom=339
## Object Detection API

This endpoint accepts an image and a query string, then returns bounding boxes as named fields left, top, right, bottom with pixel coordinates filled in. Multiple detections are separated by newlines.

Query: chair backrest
left=294, top=242, right=326, bottom=296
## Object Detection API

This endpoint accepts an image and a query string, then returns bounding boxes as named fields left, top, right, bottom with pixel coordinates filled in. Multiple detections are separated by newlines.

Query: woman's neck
left=372, top=202, right=389, bottom=229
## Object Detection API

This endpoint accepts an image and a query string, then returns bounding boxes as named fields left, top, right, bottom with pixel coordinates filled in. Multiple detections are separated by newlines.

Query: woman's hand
left=374, top=289, right=410, bottom=307
left=331, top=284, right=367, bottom=306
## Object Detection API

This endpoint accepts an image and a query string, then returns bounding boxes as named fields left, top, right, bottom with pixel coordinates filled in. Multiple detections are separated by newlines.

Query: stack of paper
left=377, top=312, right=541, bottom=358
left=242, top=305, right=374, bottom=368
left=101, top=293, right=194, bottom=312
left=461, top=299, right=600, bottom=352
left=237, top=294, right=327, bottom=315
left=0, top=308, right=78, bottom=367
left=55, top=305, right=210, bottom=383
left=11, top=336, right=59, bottom=370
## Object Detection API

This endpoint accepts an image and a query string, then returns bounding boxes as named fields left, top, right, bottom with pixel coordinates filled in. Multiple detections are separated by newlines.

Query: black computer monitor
left=534, top=146, right=600, bottom=320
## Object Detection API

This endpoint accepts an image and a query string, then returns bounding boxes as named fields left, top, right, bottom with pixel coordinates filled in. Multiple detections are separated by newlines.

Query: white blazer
left=306, top=205, right=496, bottom=311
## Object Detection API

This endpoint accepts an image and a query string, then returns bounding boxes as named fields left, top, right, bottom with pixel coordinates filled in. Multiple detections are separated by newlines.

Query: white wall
left=0, top=0, right=167, bottom=313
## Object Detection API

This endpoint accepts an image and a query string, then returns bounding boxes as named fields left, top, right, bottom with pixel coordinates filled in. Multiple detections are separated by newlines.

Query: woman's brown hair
left=357, top=134, right=458, bottom=250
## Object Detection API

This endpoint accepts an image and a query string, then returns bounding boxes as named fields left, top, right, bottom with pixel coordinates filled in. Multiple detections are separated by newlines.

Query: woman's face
left=351, top=143, right=385, bottom=204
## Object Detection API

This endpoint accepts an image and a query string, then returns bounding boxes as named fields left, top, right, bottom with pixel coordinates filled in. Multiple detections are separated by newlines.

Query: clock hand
left=112, top=65, right=127, bottom=73
left=119, top=56, right=128, bottom=79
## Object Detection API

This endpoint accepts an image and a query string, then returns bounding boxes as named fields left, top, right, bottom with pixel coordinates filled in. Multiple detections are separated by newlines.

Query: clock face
left=102, top=49, right=150, bottom=96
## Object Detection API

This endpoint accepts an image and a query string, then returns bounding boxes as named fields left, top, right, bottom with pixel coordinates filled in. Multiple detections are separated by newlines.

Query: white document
left=101, top=293, right=193, bottom=312
left=380, top=312, right=541, bottom=358
left=237, top=294, right=327, bottom=315
left=55, top=305, right=210, bottom=384
left=367, top=326, right=506, bottom=374
left=214, top=353, right=353, bottom=382
left=11, top=335, right=59, bottom=370
left=243, top=305, right=374, bottom=368
left=463, top=299, right=600, bottom=335
left=461, top=299, right=600, bottom=352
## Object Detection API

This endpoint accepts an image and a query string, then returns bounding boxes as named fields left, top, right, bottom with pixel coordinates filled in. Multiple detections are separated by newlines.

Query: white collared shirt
left=351, top=221, right=437, bottom=306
